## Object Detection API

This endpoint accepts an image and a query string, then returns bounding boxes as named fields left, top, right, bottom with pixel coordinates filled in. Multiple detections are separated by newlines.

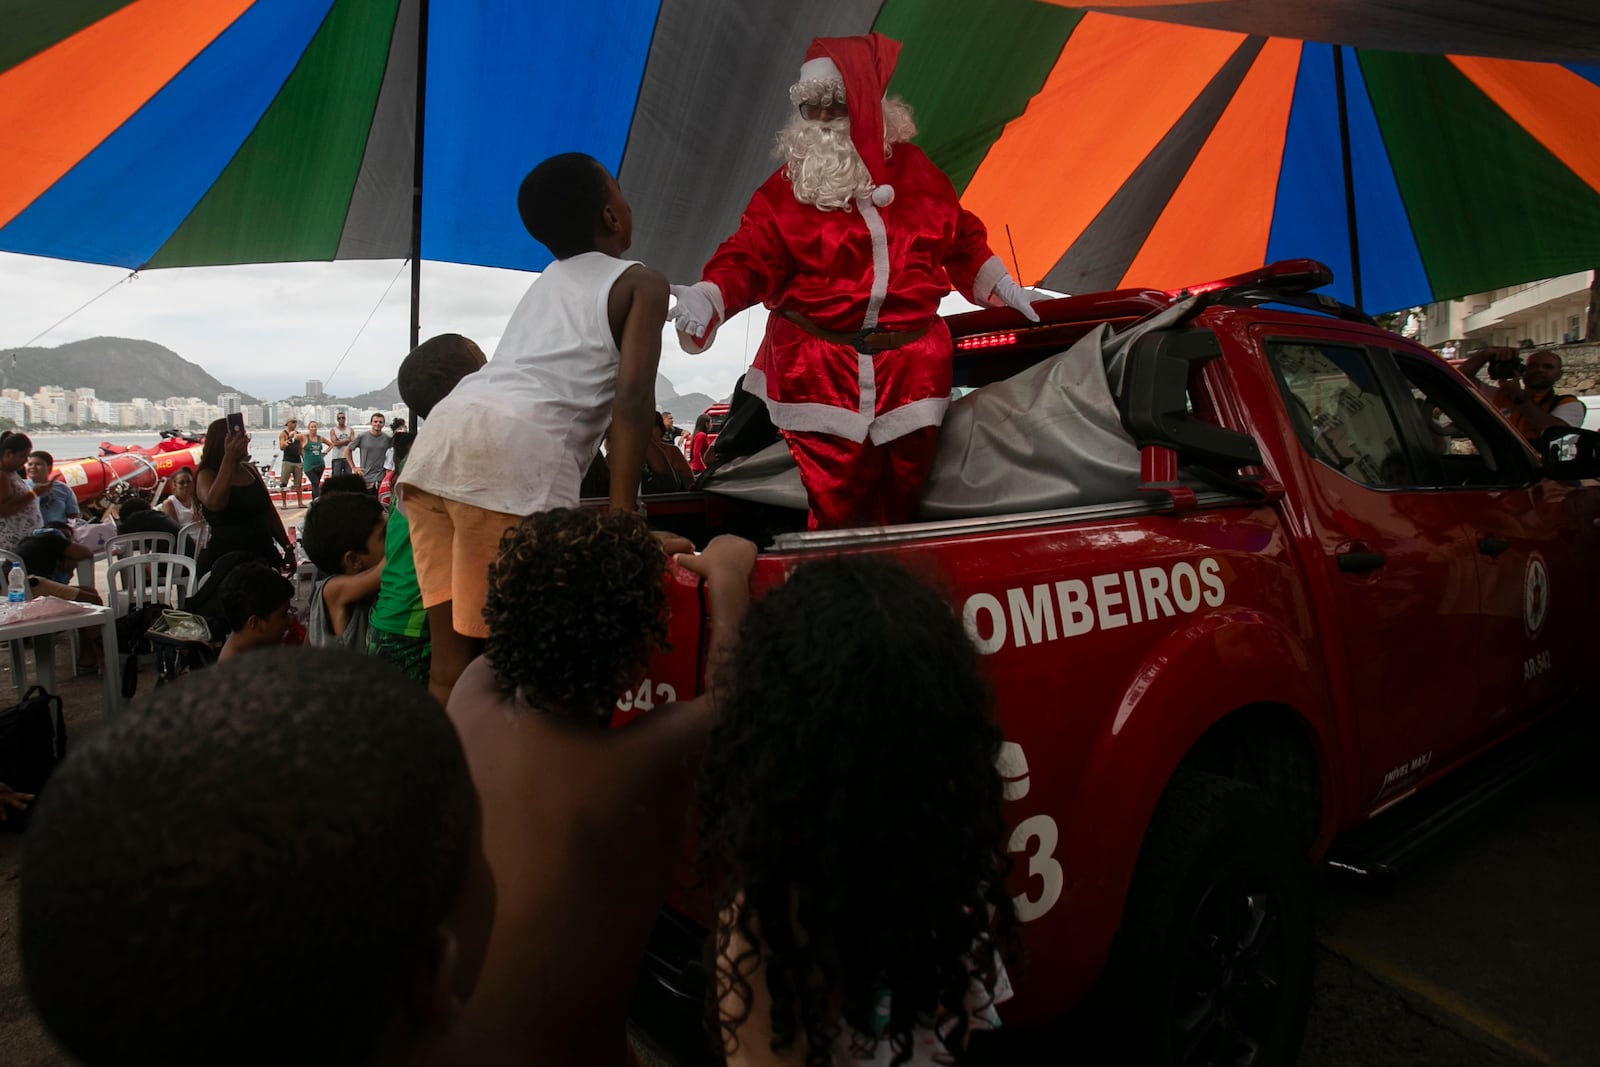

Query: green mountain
left=5, top=337, right=257, bottom=404
left=6, top=336, right=719, bottom=417
left=337, top=373, right=716, bottom=419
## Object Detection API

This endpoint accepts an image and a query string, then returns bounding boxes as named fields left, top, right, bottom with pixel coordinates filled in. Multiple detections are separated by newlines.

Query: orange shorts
left=403, top=485, right=522, bottom=639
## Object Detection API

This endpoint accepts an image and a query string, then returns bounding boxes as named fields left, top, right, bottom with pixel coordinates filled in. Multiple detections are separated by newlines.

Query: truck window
left=1389, top=353, right=1533, bottom=487
left=1267, top=342, right=1413, bottom=487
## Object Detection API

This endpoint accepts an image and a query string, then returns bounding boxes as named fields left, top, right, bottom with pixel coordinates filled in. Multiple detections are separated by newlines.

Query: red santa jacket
left=699, top=144, right=1002, bottom=444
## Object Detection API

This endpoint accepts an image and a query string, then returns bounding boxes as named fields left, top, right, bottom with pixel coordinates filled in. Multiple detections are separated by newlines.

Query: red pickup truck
left=625, top=262, right=1600, bottom=1064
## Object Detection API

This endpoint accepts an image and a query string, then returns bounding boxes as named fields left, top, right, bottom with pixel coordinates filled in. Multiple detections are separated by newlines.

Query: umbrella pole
left=1332, top=45, right=1363, bottom=313
left=409, top=0, right=431, bottom=352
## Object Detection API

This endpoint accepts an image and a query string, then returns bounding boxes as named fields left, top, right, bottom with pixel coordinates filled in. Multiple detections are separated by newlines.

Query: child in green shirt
left=367, top=334, right=487, bottom=685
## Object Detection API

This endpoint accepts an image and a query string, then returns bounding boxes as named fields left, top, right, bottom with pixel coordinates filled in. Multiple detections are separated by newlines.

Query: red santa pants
left=781, top=426, right=940, bottom=530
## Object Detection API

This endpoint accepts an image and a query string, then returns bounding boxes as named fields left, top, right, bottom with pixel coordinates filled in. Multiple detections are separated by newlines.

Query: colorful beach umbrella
left=2, top=0, right=1599, bottom=318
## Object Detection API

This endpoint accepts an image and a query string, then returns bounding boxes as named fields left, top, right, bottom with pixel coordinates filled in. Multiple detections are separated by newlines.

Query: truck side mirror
left=1541, top=427, right=1600, bottom=479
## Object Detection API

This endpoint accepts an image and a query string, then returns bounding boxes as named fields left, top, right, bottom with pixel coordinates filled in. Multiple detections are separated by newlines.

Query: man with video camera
left=1458, top=346, right=1586, bottom=441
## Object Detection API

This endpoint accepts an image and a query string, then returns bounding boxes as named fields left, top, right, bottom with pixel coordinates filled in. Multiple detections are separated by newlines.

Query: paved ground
left=3, top=641, right=1594, bottom=1065
left=1306, top=742, right=1597, bottom=1067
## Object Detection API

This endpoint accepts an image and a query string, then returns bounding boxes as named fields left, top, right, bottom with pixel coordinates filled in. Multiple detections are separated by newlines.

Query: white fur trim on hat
left=799, top=56, right=842, bottom=87
left=871, top=185, right=894, bottom=207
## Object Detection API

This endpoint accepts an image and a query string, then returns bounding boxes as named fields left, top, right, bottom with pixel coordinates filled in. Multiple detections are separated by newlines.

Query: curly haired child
left=442, top=510, right=755, bottom=1067
left=698, top=556, right=1018, bottom=1067
left=18, top=648, right=495, bottom=1067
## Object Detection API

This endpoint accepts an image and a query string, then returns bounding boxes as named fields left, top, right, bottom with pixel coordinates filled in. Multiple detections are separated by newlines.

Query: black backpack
left=0, top=685, right=66, bottom=831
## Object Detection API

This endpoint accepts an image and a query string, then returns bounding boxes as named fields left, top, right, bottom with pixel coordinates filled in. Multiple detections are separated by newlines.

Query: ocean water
left=20, top=431, right=281, bottom=471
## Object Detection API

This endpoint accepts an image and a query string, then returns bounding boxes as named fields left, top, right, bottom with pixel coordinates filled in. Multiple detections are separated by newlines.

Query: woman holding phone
left=196, top=417, right=291, bottom=578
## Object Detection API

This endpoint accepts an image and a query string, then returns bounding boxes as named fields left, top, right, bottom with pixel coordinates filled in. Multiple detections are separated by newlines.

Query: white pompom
left=871, top=184, right=895, bottom=207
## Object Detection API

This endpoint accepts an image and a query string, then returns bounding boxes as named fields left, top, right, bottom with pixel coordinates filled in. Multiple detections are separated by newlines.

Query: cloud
left=1, top=252, right=997, bottom=405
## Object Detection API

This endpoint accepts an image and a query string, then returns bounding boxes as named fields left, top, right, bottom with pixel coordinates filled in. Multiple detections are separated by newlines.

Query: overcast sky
left=0, top=251, right=996, bottom=405
left=0, top=250, right=766, bottom=402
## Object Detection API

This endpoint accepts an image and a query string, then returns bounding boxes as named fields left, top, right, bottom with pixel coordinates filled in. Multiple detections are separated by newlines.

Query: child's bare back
left=446, top=657, right=708, bottom=1065
left=437, top=513, right=755, bottom=1066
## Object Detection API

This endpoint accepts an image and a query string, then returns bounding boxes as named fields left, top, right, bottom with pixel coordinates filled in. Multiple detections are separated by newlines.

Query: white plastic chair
left=106, top=553, right=197, bottom=619
left=107, top=531, right=177, bottom=560
left=176, top=521, right=209, bottom=557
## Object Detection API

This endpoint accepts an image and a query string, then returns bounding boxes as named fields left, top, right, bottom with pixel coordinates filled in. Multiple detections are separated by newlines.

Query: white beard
left=775, top=116, right=874, bottom=211
left=774, top=95, right=920, bottom=212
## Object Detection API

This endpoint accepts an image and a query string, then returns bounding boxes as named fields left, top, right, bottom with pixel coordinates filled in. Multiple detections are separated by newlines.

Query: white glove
left=990, top=274, right=1045, bottom=323
left=669, top=282, right=720, bottom=341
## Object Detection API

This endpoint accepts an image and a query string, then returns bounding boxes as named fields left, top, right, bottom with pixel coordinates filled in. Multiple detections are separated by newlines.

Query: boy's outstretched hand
left=651, top=529, right=695, bottom=558
left=0, top=782, right=35, bottom=822
left=674, top=535, right=757, bottom=686
left=673, top=535, right=757, bottom=584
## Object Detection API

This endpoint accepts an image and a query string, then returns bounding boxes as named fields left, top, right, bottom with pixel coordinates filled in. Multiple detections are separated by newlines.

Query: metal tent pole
left=409, top=0, right=430, bottom=351
left=1332, top=45, right=1363, bottom=313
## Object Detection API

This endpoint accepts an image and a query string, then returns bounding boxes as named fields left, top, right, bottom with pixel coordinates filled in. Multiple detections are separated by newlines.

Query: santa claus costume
left=673, top=32, right=1040, bottom=530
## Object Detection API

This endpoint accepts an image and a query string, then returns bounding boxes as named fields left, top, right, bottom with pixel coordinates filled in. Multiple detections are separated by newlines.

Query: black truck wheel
left=1113, top=769, right=1315, bottom=1067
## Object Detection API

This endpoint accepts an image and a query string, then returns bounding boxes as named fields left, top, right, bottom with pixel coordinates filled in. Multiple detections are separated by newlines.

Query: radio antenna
left=1005, top=224, right=1025, bottom=286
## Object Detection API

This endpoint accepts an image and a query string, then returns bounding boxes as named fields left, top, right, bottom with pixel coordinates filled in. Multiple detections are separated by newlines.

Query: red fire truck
left=626, top=261, right=1600, bottom=1064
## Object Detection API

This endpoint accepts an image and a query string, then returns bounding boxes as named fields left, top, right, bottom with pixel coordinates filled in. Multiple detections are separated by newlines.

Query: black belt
left=779, top=309, right=934, bottom=354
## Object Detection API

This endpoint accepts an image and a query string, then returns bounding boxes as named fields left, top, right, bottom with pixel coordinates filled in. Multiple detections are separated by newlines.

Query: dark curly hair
left=18, top=648, right=479, bottom=1066
left=483, top=508, right=668, bottom=717
left=697, top=556, right=1017, bottom=1067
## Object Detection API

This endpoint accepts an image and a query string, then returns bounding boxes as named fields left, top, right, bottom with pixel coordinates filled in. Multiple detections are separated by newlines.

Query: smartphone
left=226, top=412, right=245, bottom=434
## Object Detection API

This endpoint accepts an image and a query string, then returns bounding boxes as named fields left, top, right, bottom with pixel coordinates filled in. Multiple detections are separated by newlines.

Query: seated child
left=216, top=561, right=295, bottom=662
left=300, top=492, right=385, bottom=650
left=698, top=558, right=1018, bottom=1067
left=442, top=511, right=754, bottom=1067
left=114, top=497, right=181, bottom=539
left=400, top=152, right=670, bottom=704
left=18, top=648, right=495, bottom=1067
left=318, top=472, right=372, bottom=497
left=368, top=333, right=487, bottom=687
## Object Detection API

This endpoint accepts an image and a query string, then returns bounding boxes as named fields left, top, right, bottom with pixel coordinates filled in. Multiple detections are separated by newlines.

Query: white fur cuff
left=973, top=255, right=1008, bottom=306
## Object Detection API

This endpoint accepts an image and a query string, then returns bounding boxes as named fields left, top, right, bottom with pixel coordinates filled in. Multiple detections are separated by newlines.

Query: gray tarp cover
left=703, top=298, right=1203, bottom=519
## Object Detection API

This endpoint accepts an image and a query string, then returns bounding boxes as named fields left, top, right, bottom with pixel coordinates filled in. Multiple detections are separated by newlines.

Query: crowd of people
left=7, top=31, right=1056, bottom=1065
left=8, top=22, right=1599, bottom=1063
left=271, top=410, right=404, bottom=508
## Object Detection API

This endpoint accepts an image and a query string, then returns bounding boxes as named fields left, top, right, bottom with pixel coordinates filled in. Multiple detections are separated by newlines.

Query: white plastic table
left=0, top=600, right=121, bottom=718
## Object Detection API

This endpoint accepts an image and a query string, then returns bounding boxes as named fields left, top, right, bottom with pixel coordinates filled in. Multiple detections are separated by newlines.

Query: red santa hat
left=799, top=32, right=902, bottom=207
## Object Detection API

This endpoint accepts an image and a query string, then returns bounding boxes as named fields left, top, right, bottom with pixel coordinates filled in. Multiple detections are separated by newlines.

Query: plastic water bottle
left=7, top=566, right=24, bottom=604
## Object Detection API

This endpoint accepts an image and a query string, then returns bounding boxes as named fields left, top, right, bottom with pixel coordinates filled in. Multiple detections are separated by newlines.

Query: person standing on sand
left=327, top=411, right=355, bottom=479
left=277, top=418, right=306, bottom=509
left=353, top=413, right=392, bottom=491
left=302, top=420, right=328, bottom=501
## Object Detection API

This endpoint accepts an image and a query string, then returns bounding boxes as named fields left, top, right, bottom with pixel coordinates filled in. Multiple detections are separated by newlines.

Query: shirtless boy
left=401, top=152, right=671, bottom=705
left=443, top=510, right=755, bottom=1067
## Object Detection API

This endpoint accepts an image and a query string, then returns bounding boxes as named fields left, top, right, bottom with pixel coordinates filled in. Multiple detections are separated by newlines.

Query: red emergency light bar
left=1173, top=259, right=1333, bottom=298
left=955, top=331, right=1019, bottom=350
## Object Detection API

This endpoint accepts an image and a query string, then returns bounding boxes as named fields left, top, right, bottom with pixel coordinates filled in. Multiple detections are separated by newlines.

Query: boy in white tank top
left=399, top=153, right=673, bottom=705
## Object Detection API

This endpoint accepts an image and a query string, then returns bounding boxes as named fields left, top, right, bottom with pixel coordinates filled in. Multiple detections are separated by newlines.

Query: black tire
left=1113, top=769, right=1315, bottom=1067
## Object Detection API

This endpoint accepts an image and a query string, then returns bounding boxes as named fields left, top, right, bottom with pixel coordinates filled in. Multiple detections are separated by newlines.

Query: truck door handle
left=1336, top=551, right=1387, bottom=573
left=1477, top=537, right=1510, bottom=557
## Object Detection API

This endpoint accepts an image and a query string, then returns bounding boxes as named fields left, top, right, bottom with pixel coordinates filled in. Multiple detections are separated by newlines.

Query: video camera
left=1482, top=347, right=1524, bottom=381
